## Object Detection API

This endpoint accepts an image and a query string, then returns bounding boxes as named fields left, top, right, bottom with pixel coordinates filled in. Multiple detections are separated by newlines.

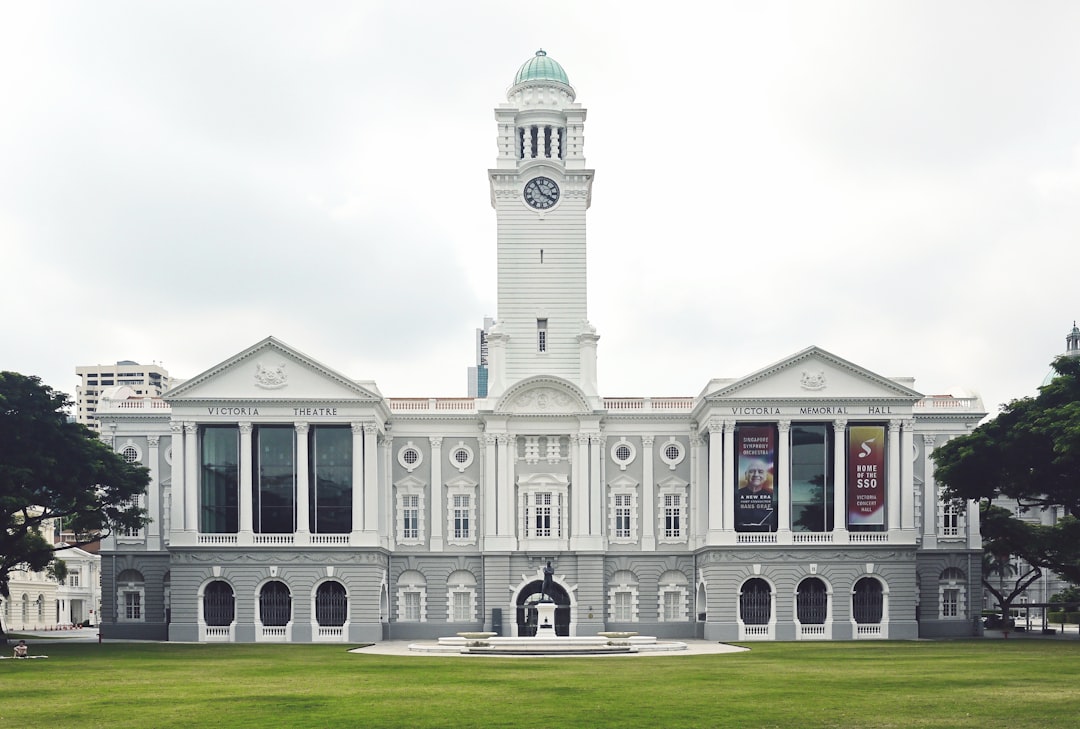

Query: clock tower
left=486, top=50, right=598, bottom=401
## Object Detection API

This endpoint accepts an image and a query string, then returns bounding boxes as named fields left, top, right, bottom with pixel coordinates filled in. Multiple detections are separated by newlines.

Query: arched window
left=658, top=569, right=689, bottom=622
left=315, top=581, right=347, bottom=627
left=796, top=577, right=828, bottom=625
left=204, top=581, right=235, bottom=627
left=939, top=567, right=966, bottom=619
left=608, top=569, right=639, bottom=623
left=852, top=577, right=884, bottom=624
left=740, top=578, right=772, bottom=625
left=446, top=570, right=477, bottom=623
left=259, top=581, right=291, bottom=627
left=116, top=569, right=145, bottom=622
left=397, top=570, right=427, bottom=622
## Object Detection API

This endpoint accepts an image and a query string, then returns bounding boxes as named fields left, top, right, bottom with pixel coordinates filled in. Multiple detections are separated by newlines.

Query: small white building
left=55, top=545, right=102, bottom=627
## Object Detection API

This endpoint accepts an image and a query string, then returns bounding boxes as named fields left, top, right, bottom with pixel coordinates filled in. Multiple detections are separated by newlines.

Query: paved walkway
left=350, top=639, right=750, bottom=657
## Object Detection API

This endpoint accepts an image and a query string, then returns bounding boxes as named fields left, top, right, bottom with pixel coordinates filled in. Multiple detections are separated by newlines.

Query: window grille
left=204, top=581, right=235, bottom=627
left=852, top=578, right=884, bottom=624
left=796, top=578, right=828, bottom=624
left=259, top=581, right=291, bottom=627
left=740, top=579, right=772, bottom=625
left=315, top=582, right=347, bottom=627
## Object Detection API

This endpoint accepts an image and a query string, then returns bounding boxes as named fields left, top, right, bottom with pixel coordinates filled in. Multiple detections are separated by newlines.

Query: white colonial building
left=96, top=51, right=985, bottom=643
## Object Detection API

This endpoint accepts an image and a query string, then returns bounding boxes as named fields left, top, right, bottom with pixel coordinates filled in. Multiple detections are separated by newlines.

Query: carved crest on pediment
left=254, top=361, right=288, bottom=389
left=800, top=370, right=827, bottom=391
left=507, top=387, right=578, bottom=414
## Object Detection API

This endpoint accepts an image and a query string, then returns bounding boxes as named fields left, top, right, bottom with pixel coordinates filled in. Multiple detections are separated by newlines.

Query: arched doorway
left=516, top=580, right=571, bottom=636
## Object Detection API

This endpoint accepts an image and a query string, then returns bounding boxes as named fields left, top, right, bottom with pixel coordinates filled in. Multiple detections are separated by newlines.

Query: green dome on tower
left=513, top=49, right=570, bottom=86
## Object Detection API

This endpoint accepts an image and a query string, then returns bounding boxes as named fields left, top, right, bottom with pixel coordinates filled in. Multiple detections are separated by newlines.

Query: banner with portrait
left=847, top=424, right=886, bottom=527
left=735, top=424, right=777, bottom=532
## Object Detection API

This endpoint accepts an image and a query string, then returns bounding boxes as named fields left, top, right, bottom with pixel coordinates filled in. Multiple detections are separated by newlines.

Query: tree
left=0, top=372, right=149, bottom=642
left=979, top=507, right=1042, bottom=627
left=932, top=355, right=1080, bottom=585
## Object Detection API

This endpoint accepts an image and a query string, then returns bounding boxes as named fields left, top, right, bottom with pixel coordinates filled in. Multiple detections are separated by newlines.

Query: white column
left=170, top=423, right=184, bottom=532
left=486, top=329, right=509, bottom=399
left=482, top=433, right=498, bottom=543
left=239, top=422, right=253, bottom=535
left=922, top=435, right=938, bottom=548
left=888, top=420, right=901, bottom=531
left=380, top=435, right=393, bottom=549
left=707, top=422, right=724, bottom=540
left=496, top=435, right=509, bottom=536
left=967, top=498, right=981, bottom=550
left=183, top=423, right=198, bottom=534
left=429, top=436, right=444, bottom=551
left=295, top=422, right=310, bottom=538
left=577, top=434, right=591, bottom=535
left=590, top=436, right=604, bottom=535
left=364, top=423, right=379, bottom=534
left=722, top=421, right=736, bottom=534
left=691, top=431, right=706, bottom=546
left=832, top=420, right=848, bottom=538
left=577, top=326, right=600, bottom=398
left=350, top=422, right=364, bottom=535
left=900, top=420, right=915, bottom=531
left=498, top=435, right=515, bottom=539
left=777, top=420, right=791, bottom=534
left=147, top=435, right=161, bottom=550
left=641, top=435, right=655, bottom=550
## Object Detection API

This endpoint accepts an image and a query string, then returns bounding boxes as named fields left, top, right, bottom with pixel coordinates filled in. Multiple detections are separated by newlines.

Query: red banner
left=848, top=425, right=885, bottom=527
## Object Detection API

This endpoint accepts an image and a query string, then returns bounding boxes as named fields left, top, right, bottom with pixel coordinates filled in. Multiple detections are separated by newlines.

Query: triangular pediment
left=705, top=347, right=923, bottom=403
left=164, top=336, right=382, bottom=404
left=495, top=376, right=592, bottom=415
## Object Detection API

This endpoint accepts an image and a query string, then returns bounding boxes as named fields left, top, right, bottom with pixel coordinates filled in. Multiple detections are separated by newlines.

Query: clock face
left=523, top=177, right=560, bottom=209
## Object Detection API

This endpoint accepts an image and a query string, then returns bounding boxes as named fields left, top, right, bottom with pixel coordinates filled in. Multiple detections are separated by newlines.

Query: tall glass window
left=664, top=494, right=682, bottom=538
left=453, top=495, right=470, bottom=539
left=790, top=424, right=833, bottom=532
left=254, top=426, right=296, bottom=533
left=310, top=426, right=352, bottom=533
left=200, top=426, right=239, bottom=533
left=615, top=493, right=632, bottom=538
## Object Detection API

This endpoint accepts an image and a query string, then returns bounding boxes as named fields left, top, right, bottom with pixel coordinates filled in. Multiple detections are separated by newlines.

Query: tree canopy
left=0, top=371, right=149, bottom=606
left=933, top=355, right=1080, bottom=584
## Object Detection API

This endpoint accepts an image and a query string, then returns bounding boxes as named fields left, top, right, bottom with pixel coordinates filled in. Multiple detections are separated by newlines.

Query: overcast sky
left=3, top=1, right=1078, bottom=417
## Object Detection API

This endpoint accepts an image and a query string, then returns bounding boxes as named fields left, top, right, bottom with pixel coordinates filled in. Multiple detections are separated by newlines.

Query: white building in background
left=1, top=516, right=60, bottom=632
left=95, top=50, right=986, bottom=644
left=55, top=545, right=101, bottom=627
left=76, top=361, right=169, bottom=432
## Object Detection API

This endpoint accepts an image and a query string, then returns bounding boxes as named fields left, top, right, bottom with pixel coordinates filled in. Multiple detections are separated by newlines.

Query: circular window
left=448, top=443, right=474, bottom=471
left=397, top=444, right=424, bottom=471
left=659, top=439, right=685, bottom=469
left=119, top=441, right=143, bottom=464
left=610, top=439, right=636, bottom=470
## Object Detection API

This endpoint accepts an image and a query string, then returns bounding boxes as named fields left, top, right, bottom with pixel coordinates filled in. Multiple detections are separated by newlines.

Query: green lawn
left=2, top=640, right=1078, bottom=728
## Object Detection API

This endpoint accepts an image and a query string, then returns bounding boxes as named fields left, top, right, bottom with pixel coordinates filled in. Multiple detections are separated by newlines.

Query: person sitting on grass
left=13, top=640, right=28, bottom=659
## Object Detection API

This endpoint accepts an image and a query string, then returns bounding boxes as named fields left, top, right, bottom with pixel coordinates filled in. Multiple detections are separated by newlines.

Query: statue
left=540, top=561, right=554, bottom=602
